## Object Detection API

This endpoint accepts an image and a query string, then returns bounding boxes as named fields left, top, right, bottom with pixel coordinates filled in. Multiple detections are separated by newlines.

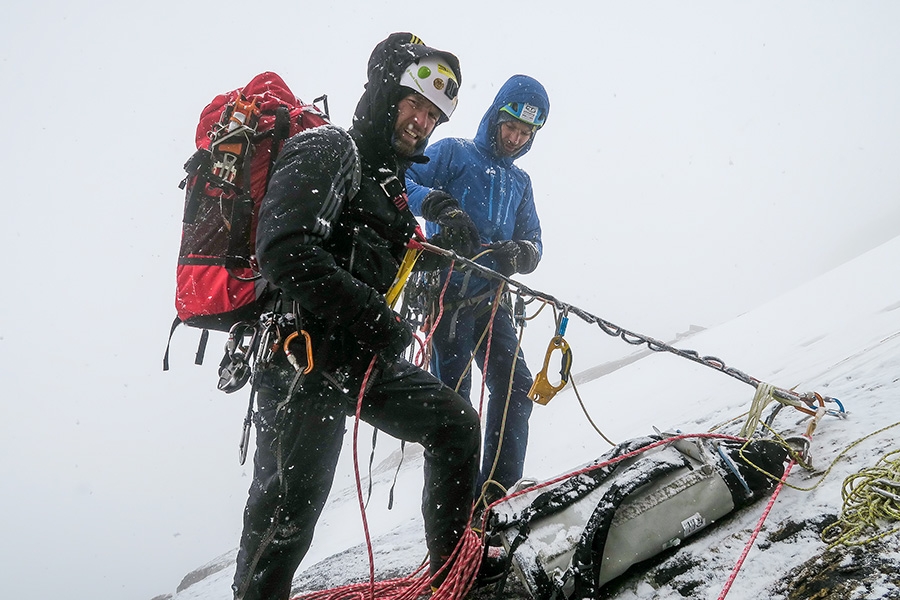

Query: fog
left=1, top=2, right=898, bottom=599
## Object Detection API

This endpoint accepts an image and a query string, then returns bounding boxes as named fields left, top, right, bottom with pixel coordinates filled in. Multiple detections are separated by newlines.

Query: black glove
left=421, top=190, right=481, bottom=258
left=491, top=240, right=540, bottom=276
left=347, top=294, right=414, bottom=362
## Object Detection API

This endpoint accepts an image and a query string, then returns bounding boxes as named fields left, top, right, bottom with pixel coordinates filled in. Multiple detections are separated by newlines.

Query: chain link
left=418, top=241, right=809, bottom=401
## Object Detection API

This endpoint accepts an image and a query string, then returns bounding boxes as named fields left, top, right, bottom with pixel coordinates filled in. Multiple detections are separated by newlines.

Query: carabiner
left=556, top=308, right=569, bottom=337
left=284, top=330, right=314, bottom=374
left=527, top=335, right=573, bottom=405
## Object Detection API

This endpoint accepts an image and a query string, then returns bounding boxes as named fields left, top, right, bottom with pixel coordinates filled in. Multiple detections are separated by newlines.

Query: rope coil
left=821, top=449, right=900, bottom=548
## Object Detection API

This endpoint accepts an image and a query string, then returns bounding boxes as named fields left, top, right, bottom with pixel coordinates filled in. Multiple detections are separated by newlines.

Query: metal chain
left=417, top=241, right=818, bottom=407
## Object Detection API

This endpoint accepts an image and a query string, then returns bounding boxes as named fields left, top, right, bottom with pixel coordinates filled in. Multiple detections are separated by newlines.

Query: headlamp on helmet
left=399, top=55, right=460, bottom=120
left=499, top=101, right=546, bottom=129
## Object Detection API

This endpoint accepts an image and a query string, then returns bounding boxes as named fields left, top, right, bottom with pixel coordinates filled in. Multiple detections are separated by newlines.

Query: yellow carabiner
left=527, top=335, right=573, bottom=405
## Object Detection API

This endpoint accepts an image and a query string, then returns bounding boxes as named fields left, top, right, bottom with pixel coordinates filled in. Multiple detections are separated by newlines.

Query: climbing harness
left=230, top=310, right=314, bottom=465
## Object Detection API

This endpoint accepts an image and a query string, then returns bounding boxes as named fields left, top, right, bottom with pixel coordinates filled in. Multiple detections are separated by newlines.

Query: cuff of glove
left=516, top=240, right=540, bottom=274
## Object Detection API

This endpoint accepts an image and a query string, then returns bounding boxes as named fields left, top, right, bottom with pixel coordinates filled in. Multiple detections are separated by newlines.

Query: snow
left=167, top=235, right=900, bottom=599
left=3, top=4, right=899, bottom=600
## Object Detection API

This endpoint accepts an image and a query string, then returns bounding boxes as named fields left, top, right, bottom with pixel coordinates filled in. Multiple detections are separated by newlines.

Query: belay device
left=528, top=313, right=572, bottom=405
left=484, top=433, right=789, bottom=599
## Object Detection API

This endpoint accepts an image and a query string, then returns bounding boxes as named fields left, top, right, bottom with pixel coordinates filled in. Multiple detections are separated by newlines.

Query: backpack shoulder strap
left=267, top=106, right=292, bottom=187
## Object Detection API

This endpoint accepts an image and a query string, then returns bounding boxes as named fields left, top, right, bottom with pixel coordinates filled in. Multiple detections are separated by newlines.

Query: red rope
left=292, top=349, right=486, bottom=600
left=415, top=261, right=455, bottom=368
left=292, top=415, right=753, bottom=598
left=291, top=527, right=482, bottom=600
left=716, top=457, right=797, bottom=599
left=475, top=286, right=505, bottom=418
left=492, top=433, right=749, bottom=509
left=352, top=356, right=380, bottom=599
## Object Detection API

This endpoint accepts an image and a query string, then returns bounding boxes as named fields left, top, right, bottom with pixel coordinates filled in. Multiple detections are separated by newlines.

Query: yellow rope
left=821, top=447, right=900, bottom=548
left=570, top=375, right=616, bottom=446
left=749, top=420, right=900, bottom=495
left=479, top=289, right=525, bottom=510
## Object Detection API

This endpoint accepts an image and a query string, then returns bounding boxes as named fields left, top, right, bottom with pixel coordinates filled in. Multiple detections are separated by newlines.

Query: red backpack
left=165, top=72, right=329, bottom=369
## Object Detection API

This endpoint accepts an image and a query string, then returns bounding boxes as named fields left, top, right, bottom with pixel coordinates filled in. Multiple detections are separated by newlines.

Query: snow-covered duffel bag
left=486, top=434, right=789, bottom=599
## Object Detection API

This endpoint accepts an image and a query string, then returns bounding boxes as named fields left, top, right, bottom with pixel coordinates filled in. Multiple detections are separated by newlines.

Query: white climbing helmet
left=399, top=54, right=460, bottom=120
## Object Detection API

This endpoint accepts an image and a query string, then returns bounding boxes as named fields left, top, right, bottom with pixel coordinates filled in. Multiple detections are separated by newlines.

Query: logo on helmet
left=399, top=56, right=459, bottom=120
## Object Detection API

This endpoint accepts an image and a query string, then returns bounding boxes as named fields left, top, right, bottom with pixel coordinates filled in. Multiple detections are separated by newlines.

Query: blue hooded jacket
left=407, top=74, right=549, bottom=297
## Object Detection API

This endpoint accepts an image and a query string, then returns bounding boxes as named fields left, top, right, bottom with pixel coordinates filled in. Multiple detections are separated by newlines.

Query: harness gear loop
left=527, top=335, right=573, bottom=405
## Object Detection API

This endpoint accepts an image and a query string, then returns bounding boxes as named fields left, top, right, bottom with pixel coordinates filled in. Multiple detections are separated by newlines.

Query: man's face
left=393, top=93, right=442, bottom=157
left=496, top=118, right=534, bottom=157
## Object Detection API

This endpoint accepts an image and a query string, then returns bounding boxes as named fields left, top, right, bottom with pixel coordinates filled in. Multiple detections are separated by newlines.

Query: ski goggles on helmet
left=499, top=102, right=546, bottom=128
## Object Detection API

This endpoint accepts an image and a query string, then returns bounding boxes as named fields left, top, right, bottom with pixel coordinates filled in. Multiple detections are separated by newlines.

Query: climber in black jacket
left=232, top=33, right=482, bottom=600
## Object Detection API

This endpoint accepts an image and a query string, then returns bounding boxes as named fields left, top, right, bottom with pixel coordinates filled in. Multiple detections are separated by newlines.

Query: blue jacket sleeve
left=512, top=174, right=543, bottom=258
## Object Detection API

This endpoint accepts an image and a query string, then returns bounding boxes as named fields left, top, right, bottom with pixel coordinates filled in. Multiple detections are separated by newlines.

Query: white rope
left=740, top=382, right=778, bottom=438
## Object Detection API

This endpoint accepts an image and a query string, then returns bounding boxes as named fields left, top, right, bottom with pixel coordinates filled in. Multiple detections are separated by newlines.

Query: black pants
left=232, top=357, right=480, bottom=600
left=430, top=300, right=534, bottom=502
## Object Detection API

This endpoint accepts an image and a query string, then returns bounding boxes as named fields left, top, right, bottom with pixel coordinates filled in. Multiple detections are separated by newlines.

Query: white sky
left=1, top=2, right=899, bottom=599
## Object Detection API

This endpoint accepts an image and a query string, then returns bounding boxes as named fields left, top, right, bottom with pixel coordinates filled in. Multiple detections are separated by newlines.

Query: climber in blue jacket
left=407, top=74, right=550, bottom=508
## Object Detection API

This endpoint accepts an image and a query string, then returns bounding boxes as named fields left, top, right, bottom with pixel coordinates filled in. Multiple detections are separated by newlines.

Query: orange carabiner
left=284, top=330, right=314, bottom=375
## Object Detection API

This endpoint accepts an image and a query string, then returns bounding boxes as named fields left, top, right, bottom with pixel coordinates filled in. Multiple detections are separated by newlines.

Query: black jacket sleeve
left=255, top=125, right=378, bottom=330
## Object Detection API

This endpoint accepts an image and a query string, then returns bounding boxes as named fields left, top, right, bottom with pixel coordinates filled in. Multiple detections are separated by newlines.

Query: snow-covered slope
left=164, top=235, right=900, bottom=600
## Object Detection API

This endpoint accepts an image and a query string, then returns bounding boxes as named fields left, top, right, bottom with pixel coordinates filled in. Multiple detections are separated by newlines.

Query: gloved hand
left=421, top=190, right=481, bottom=258
left=347, top=295, right=414, bottom=362
left=490, top=240, right=540, bottom=276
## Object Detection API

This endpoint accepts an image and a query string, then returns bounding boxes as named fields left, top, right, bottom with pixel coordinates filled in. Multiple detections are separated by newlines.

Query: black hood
left=350, top=32, right=461, bottom=170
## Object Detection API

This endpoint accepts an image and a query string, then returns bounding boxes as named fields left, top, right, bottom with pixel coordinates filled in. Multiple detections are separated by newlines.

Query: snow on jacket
left=406, top=74, right=549, bottom=297
left=255, top=34, right=461, bottom=373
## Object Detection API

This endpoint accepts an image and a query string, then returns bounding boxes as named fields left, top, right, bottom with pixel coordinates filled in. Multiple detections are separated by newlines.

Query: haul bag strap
left=494, top=436, right=663, bottom=534
left=567, top=458, right=686, bottom=600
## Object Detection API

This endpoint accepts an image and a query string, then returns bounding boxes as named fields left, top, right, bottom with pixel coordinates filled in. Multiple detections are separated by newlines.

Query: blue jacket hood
left=474, top=74, right=550, bottom=164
